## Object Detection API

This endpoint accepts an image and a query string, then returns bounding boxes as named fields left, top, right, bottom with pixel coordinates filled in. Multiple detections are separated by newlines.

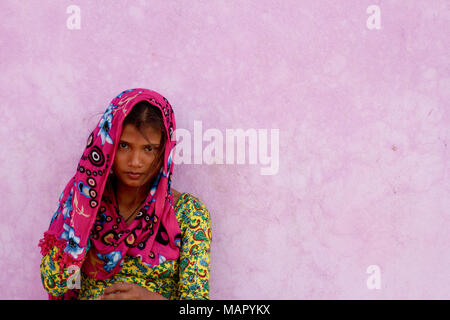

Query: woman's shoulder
left=172, top=190, right=211, bottom=230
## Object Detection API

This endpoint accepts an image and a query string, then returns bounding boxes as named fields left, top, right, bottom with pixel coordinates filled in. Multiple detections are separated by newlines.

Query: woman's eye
left=119, top=143, right=153, bottom=152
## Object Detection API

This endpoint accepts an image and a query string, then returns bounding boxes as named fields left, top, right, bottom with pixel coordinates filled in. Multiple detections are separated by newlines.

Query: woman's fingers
left=103, top=282, right=132, bottom=295
left=101, top=282, right=133, bottom=299
left=100, top=291, right=129, bottom=300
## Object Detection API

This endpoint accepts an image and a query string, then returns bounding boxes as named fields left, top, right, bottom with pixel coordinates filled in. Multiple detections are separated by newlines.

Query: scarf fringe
left=39, top=233, right=84, bottom=300
left=38, top=232, right=85, bottom=273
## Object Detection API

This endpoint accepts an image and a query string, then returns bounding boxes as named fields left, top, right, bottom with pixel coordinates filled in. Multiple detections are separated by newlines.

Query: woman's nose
left=128, top=151, right=143, bottom=167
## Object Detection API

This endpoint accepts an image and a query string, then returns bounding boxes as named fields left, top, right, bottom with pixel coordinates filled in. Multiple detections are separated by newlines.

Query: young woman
left=38, top=88, right=212, bottom=300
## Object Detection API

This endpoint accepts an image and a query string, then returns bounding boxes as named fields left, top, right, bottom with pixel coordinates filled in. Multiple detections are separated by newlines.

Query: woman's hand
left=99, top=282, right=168, bottom=300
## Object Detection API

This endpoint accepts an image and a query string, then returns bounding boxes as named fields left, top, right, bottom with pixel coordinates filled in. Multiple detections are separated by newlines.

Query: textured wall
left=0, top=0, right=449, bottom=299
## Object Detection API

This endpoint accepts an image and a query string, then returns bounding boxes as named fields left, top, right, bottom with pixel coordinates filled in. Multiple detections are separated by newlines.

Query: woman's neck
left=111, top=176, right=150, bottom=210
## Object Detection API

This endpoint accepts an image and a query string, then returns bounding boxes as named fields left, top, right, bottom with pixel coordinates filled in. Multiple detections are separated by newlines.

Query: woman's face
left=112, top=123, right=163, bottom=188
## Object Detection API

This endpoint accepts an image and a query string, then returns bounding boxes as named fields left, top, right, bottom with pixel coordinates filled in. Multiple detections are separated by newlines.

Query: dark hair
left=123, top=100, right=167, bottom=169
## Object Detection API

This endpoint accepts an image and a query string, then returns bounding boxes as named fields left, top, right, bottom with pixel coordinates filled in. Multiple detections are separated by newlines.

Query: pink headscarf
left=38, top=88, right=181, bottom=299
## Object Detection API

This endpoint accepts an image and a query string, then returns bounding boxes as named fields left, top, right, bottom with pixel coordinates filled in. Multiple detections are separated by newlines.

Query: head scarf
left=38, top=88, right=181, bottom=299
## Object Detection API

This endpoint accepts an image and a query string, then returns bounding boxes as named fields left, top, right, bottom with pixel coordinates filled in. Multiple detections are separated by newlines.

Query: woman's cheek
left=113, top=152, right=126, bottom=167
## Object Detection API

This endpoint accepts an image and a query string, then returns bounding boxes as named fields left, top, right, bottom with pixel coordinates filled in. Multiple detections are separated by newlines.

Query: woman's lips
left=126, top=172, right=142, bottom=179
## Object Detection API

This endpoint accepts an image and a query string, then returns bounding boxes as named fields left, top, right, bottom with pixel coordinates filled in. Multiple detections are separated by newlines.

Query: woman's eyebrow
left=119, top=139, right=160, bottom=147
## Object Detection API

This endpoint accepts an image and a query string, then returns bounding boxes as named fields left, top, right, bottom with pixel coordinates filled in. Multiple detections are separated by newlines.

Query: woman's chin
left=122, top=174, right=153, bottom=188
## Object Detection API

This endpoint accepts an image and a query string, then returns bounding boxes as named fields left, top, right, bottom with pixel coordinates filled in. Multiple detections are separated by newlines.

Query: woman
left=38, top=88, right=212, bottom=300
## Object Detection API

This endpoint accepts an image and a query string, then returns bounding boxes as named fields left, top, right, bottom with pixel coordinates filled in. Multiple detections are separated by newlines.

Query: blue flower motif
left=60, top=223, right=84, bottom=259
left=49, top=189, right=72, bottom=226
left=61, top=188, right=74, bottom=219
left=167, top=148, right=173, bottom=168
left=97, top=104, right=114, bottom=146
left=116, top=89, right=135, bottom=98
left=49, top=204, right=61, bottom=227
left=150, top=170, right=163, bottom=195
left=158, top=254, right=167, bottom=264
left=97, top=251, right=122, bottom=273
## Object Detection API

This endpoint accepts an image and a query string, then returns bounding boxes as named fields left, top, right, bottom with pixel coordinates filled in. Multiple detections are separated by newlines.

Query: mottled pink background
left=0, top=0, right=449, bottom=299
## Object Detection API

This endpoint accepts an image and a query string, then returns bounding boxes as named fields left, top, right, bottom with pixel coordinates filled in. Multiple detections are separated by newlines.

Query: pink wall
left=0, top=0, right=449, bottom=299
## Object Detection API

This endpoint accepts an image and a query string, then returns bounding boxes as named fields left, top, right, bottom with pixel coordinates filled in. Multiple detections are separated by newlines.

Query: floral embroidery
left=97, top=251, right=122, bottom=273
left=97, top=104, right=114, bottom=146
left=60, top=224, right=84, bottom=259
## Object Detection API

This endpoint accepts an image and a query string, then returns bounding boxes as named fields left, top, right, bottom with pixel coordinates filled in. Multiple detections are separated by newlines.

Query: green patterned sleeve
left=177, top=195, right=212, bottom=300
left=40, top=246, right=73, bottom=297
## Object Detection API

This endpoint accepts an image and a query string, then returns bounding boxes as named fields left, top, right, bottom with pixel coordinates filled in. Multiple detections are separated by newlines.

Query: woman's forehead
left=120, top=124, right=162, bottom=145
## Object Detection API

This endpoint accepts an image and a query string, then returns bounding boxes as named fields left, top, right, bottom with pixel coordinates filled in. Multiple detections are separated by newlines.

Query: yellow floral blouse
left=40, top=193, right=212, bottom=300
